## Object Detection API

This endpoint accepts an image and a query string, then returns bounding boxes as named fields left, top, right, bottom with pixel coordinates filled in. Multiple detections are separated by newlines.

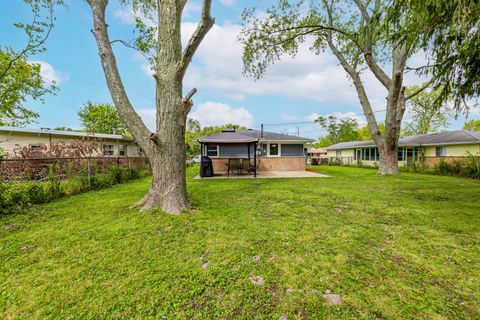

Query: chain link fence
left=0, top=157, right=150, bottom=213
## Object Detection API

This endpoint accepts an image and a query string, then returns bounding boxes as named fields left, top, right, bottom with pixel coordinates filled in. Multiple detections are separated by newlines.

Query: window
left=103, top=144, right=114, bottom=156
left=397, top=148, right=405, bottom=161
left=206, top=145, right=218, bottom=157
left=336, top=150, right=342, bottom=158
left=119, top=145, right=126, bottom=156
left=436, top=146, right=446, bottom=157
left=269, top=144, right=279, bottom=156
left=137, top=147, right=145, bottom=156
left=29, top=144, right=41, bottom=151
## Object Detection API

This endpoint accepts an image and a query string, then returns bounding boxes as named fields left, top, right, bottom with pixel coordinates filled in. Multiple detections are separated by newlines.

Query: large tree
left=402, top=85, right=451, bottom=135
left=78, top=101, right=128, bottom=135
left=87, top=0, right=214, bottom=213
left=241, top=0, right=435, bottom=174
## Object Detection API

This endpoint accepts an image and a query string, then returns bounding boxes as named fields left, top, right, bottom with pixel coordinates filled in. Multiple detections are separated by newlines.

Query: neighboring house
left=0, top=126, right=144, bottom=157
left=197, top=128, right=314, bottom=172
left=326, top=130, right=480, bottom=167
left=307, top=147, right=328, bottom=164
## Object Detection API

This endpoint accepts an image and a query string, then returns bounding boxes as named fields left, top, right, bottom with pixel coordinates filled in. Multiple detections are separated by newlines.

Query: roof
left=0, top=126, right=133, bottom=141
left=197, top=129, right=314, bottom=144
left=307, top=148, right=328, bottom=153
left=238, top=129, right=314, bottom=142
left=326, top=130, right=480, bottom=150
left=196, top=130, right=259, bottom=143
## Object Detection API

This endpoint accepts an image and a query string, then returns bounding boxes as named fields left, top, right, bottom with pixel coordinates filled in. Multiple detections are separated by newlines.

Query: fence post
left=87, top=158, right=91, bottom=189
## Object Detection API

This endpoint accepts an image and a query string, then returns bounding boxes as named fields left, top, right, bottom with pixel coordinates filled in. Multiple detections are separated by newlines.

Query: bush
left=0, top=164, right=150, bottom=214
left=432, top=155, right=480, bottom=179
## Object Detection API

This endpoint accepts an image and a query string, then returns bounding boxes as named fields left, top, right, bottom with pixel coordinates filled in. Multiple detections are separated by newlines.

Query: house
left=0, top=126, right=143, bottom=157
left=307, top=147, right=328, bottom=164
left=197, top=128, right=314, bottom=174
left=326, top=130, right=480, bottom=166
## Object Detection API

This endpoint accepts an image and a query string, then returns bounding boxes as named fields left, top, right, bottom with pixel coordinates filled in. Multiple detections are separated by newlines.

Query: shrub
left=0, top=164, right=149, bottom=214
left=60, top=178, right=85, bottom=196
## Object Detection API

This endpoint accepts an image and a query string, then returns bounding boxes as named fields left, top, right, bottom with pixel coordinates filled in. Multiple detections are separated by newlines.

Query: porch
left=193, top=170, right=329, bottom=179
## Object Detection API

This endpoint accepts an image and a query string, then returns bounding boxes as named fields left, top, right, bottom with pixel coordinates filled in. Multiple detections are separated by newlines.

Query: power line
left=262, top=108, right=388, bottom=127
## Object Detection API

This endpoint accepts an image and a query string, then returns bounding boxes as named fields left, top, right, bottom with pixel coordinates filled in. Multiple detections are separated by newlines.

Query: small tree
left=241, top=0, right=435, bottom=174
left=87, top=0, right=214, bottom=213
left=314, top=115, right=359, bottom=145
left=78, top=101, right=129, bottom=135
left=0, top=49, right=57, bottom=126
left=402, top=85, right=451, bottom=136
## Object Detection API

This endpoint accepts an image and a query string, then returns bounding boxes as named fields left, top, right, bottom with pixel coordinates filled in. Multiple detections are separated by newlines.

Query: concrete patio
left=193, top=170, right=330, bottom=179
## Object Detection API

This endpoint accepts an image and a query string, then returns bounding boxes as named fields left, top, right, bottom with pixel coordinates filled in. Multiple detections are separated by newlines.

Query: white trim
left=206, top=144, right=219, bottom=157
left=268, top=143, right=281, bottom=157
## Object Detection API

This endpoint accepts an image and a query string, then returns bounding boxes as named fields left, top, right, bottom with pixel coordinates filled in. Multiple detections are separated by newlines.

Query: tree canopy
left=0, top=49, right=56, bottom=126
left=314, top=115, right=359, bottom=146
left=386, top=0, right=480, bottom=110
left=77, top=102, right=129, bottom=135
left=402, top=85, right=451, bottom=136
left=463, top=119, right=480, bottom=132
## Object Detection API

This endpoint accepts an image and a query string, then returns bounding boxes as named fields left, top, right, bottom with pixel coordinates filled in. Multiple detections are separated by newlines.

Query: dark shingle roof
left=197, top=131, right=259, bottom=143
left=238, top=129, right=314, bottom=142
left=197, top=129, right=314, bottom=144
left=326, top=130, right=480, bottom=150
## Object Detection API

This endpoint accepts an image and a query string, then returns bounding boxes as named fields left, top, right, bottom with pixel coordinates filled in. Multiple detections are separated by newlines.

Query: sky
left=1, top=0, right=478, bottom=140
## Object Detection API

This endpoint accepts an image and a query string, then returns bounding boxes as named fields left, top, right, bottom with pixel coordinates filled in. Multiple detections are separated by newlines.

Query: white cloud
left=219, top=0, right=235, bottom=6
left=137, top=108, right=156, bottom=131
left=114, top=8, right=136, bottom=24
left=29, top=60, right=68, bottom=86
left=114, top=8, right=156, bottom=27
left=189, top=101, right=254, bottom=127
left=184, top=2, right=201, bottom=16
left=305, top=111, right=367, bottom=125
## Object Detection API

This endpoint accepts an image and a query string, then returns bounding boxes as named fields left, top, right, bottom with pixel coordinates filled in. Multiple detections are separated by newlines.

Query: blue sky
left=1, top=0, right=478, bottom=139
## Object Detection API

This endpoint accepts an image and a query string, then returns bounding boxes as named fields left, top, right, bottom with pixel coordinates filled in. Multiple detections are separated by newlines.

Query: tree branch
left=87, top=0, right=153, bottom=149
left=0, top=2, right=56, bottom=82
left=177, top=0, right=214, bottom=79
left=405, top=78, right=434, bottom=100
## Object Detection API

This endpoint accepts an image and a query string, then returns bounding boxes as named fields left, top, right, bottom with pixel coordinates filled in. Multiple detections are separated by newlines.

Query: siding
left=0, top=131, right=140, bottom=157
left=446, top=144, right=480, bottom=156
left=327, top=148, right=355, bottom=157
left=281, top=144, right=304, bottom=156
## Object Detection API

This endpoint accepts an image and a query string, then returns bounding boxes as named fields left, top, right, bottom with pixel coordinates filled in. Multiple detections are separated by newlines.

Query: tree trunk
left=138, top=82, right=189, bottom=214
left=378, top=144, right=399, bottom=174
left=87, top=0, right=213, bottom=214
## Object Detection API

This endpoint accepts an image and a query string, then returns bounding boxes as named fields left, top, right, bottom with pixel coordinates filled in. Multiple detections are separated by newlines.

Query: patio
left=193, top=170, right=330, bottom=179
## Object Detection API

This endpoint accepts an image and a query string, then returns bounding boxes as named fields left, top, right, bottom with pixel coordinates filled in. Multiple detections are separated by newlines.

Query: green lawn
left=1, top=166, right=479, bottom=319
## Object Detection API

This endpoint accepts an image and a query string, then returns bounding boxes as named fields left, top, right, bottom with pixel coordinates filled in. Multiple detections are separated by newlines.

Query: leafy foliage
left=463, top=119, right=480, bottom=131
left=77, top=102, right=129, bottom=135
left=0, top=49, right=57, bottom=126
left=0, top=0, right=64, bottom=82
left=185, top=121, right=247, bottom=157
left=402, top=85, right=451, bottom=135
left=356, top=123, right=385, bottom=140
left=314, top=115, right=359, bottom=146
left=386, top=0, right=480, bottom=110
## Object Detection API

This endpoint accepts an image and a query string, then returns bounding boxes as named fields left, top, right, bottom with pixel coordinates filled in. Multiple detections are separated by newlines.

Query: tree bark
left=87, top=0, right=213, bottom=214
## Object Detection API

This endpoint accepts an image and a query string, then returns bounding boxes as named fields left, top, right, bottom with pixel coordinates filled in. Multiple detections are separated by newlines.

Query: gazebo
left=197, top=129, right=259, bottom=177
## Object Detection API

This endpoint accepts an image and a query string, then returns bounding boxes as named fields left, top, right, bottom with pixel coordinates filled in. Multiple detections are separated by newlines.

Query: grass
left=1, top=165, right=479, bottom=319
